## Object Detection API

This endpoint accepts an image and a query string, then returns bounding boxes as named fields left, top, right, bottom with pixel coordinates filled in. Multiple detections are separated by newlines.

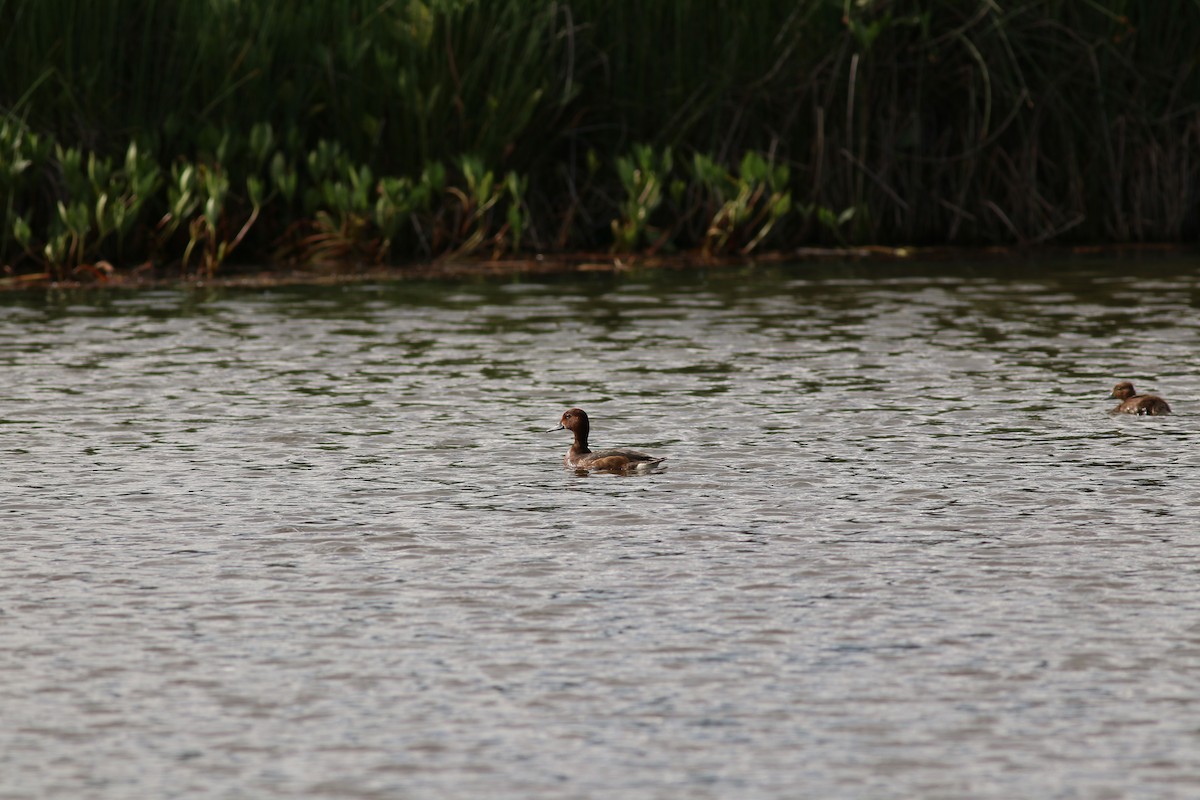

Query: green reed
left=1, top=0, right=1198, bottom=279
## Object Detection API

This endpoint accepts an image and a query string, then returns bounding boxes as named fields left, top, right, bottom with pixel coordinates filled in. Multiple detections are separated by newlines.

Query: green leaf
left=247, top=176, right=264, bottom=208
left=12, top=215, right=32, bottom=247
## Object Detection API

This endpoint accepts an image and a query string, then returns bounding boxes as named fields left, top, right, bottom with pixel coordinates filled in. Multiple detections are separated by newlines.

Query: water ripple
left=3, top=261, right=1200, bottom=798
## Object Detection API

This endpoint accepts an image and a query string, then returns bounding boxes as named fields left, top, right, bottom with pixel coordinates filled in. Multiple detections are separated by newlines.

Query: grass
left=1, top=0, right=1198, bottom=280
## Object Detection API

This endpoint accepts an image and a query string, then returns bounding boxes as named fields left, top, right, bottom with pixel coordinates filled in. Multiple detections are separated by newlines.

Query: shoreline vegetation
left=2, top=1, right=1198, bottom=289
left=4, top=243, right=1195, bottom=294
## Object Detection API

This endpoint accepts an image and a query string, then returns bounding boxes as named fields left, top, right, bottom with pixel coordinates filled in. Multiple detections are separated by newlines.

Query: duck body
left=564, top=445, right=666, bottom=471
left=1108, top=381, right=1171, bottom=416
left=549, top=408, right=666, bottom=472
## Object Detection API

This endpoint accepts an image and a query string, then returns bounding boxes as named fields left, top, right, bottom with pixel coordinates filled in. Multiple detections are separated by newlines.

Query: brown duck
left=548, top=408, right=667, bottom=472
left=1108, top=382, right=1171, bottom=416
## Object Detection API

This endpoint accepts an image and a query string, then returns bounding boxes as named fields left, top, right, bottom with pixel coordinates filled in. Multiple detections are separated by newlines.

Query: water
left=2, top=259, right=1199, bottom=799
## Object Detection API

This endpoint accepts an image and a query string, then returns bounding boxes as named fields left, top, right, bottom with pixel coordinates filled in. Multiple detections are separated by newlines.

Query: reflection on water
left=3, top=259, right=1200, bottom=798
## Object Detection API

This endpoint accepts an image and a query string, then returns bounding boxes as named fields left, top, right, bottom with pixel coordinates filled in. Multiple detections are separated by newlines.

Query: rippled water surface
left=4, top=259, right=1200, bottom=798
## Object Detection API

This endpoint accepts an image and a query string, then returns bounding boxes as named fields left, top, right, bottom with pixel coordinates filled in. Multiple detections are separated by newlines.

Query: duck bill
left=546, top=423, right=565, bottom=432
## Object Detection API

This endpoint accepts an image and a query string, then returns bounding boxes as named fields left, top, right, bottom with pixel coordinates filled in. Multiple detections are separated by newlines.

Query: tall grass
left=1, top=0, right=1198, bottom=278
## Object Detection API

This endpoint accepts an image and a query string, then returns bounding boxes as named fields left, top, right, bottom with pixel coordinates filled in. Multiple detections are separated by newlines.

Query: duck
left=1108, top=381, right=1171, bottom=416
left=548, top=408, right=667, bottom=472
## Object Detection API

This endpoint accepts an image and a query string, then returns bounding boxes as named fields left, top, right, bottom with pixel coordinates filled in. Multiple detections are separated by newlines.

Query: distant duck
left=1108, top=381, right=1171, bottom=416
left=548, top=408, right=667, bottom=472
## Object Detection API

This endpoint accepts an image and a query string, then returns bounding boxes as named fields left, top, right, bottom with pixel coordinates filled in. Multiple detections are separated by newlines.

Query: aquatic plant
left=1, top=0, right=1198, bottom=280
left=2, top=117, right=53, bottom=275
left=158, top=160, right=261, bottom=279
left=442, top=155, right=527, bottom=258
left=692, top=152, right=792, bottom=256
left=28, top=141, right=160, bottom=280
left=374, top=163, right=445, bottom=260
left=610, top=145, right=682, bottom=254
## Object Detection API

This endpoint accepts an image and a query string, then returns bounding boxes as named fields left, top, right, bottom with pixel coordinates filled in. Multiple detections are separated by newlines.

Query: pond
left=3, top=258, right=1199, bottom=798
